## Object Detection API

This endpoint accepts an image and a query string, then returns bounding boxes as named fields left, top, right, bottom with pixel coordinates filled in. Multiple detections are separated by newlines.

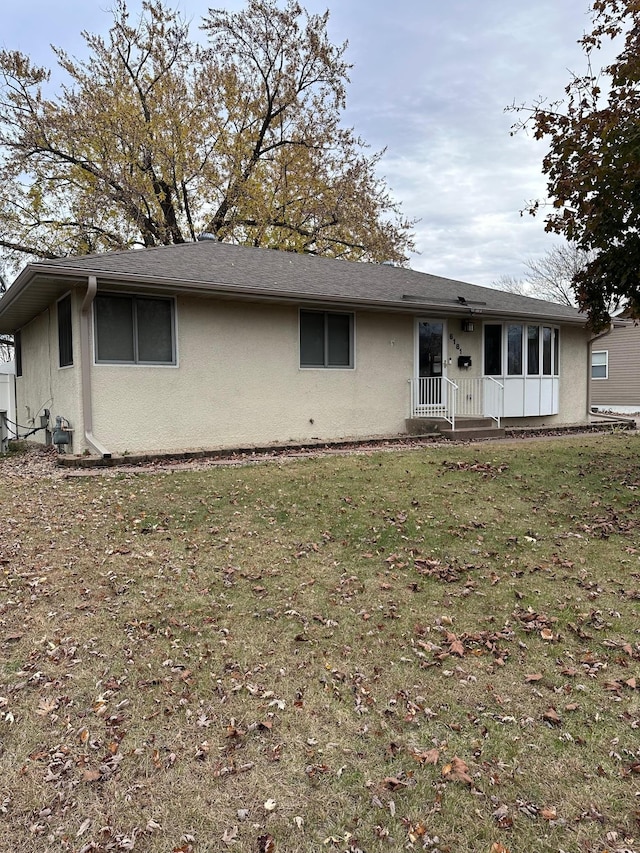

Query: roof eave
left=0, top=263, right=587, bottom=331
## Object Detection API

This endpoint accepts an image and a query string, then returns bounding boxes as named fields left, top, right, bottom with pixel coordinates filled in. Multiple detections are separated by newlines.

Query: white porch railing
left=409, top=376, right=504, bottom=428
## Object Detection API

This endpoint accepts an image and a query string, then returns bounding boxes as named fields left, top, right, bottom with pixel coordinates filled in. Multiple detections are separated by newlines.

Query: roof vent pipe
left=80, top=276, right=111, bottom=459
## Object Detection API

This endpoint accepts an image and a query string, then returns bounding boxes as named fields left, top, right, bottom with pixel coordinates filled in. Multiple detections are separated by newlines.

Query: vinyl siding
left=590, top=323, right=640, bottom=408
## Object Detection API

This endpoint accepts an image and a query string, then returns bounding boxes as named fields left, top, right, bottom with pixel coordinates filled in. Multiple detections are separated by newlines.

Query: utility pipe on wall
left=81, top=276, right=111, bottom=458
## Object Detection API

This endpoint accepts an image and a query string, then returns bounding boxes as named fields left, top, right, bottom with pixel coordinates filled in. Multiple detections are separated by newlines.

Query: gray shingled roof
left=0, top=240, right=585, bottom=333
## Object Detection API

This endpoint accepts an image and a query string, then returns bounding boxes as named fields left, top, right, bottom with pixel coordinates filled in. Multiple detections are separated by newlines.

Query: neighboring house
left=0, top=360, right=16, bottom=451
left=590, top=318, right=640, bottom=412
left=0, top=241, right=590, bottom=458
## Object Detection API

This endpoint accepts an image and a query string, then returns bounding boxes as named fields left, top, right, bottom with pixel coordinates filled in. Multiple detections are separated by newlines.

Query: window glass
left=507, top=324, right=523, bottom=375
left=58, top=294, right=73, bottom=367
left=15, top=330, right=22, bottom=377
left=300, top=310, right=353, bottom=368
left=95, top=295, right=134, bottom=362
left=484, top=324, right=502, bottom=375
left=300, top=311, right=325, bottom=366
left=137, top=298, right=173, bottom=362
left=542, top=327, right=552, bottom=375
left=527, top=326, right=540, bottom=375
left=327, top=313, right=351, bottom=366
left=553, top=329, right=559, bottom=375
left=419, top=321, right=443, bottom=378
left=591, top=350, right=607, bottom=379
left=95, top=294, right=174, bottom=364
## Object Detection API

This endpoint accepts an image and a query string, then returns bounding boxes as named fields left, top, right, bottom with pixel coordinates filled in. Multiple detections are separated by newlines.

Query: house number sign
left=449, top=333, right=462, bottom=352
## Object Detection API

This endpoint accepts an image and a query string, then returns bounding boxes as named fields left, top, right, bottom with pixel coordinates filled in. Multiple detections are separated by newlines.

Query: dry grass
left=1, top=434, right=640, bottom=853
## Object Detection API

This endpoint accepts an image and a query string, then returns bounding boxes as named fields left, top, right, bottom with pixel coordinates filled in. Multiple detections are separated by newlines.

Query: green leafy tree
left=510, top=0, right=640, bottom=330
left=0, top=0, right=414, bottom=272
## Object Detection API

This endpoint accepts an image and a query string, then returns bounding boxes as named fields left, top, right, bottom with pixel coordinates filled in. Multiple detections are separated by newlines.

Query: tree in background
left=510, top=0, right=640, bottom=330
left=493, top=243, right=617, bottom=312
left=0, top=0, right=414, bottom=273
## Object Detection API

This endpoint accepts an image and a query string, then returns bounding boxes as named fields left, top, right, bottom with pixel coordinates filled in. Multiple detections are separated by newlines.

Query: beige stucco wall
left=87, top=298, right=415, bottom=455
left=15, top=294, right=591, bottom=456
left=590, top=324, right=640, bottom=408
left=14, top=292, right=84, bottom=451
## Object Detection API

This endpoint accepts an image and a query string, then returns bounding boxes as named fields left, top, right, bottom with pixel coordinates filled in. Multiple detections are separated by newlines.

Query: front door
left=418, top=320, right=446, bottom=404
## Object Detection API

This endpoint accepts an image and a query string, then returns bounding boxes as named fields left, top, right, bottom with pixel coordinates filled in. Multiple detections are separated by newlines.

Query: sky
left=0, top=0, right=610, bottom=287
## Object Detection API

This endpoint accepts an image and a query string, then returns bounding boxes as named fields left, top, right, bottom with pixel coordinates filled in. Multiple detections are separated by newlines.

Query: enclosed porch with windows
left=408, top=319, right=561, bottom=430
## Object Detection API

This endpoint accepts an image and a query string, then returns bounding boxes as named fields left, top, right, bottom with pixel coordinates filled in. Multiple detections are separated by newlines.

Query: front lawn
left=1, top=434, right=639, bottom=853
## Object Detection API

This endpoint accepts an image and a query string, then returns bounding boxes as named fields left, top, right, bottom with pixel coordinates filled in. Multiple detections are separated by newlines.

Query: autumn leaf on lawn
left=442, top=756, right=474, bottom=785
left=257, top=835, right=275, bottom=853
left=263, top=799, right=277, bottom=812
left=541, top=806, right=558, bottom=820
left=382, top=775, right=411, bottom=790
left=525, top=673, right=543, bottom=683
left=445, top=631, right=464, bottom=656
left=490, top=844, right=511, bottom=853
left=82, top=768, right=102, bottom=782
left=222, top=826, right=238, bottom=844
left=410, top=747, right=440, bottom=765
left=543, top=707, right=562, bottom=726
left=492, top=803, right=513, bottom=829
left=36, top=697, right=59, bottom=716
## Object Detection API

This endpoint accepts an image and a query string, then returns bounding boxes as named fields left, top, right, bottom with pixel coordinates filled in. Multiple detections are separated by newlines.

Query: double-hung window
left=591, top=350, right=608, bottom=379
left=300, top=310, right=354, bottom=368
left=94, top=294, right=175, bottom=364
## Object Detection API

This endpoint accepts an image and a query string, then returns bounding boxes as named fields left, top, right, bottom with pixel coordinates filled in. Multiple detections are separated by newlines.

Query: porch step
left=439, top=418, right=505, bottom=441
left=405, top=418, right=443, bottom=435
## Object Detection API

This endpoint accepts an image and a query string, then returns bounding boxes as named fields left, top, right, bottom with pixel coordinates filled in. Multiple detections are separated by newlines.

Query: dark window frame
left=94, top=293, right=176, bottom=365
left=58, top=293, right=73, bottom=368
left=299, top=309, right=354, bottom=369
left=14, top=329, right=22, bottom=377
left=484, top=323, right=560, bottom=376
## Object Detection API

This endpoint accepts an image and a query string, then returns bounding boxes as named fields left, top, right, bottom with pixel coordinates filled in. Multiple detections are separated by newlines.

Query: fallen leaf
left=263, top=799, right=277, bottom=812
left=541, top=806, right=557, bottom=820
left=410, top=747, right=440, bottom=765
left=257, top=835, right=275, bottom=853
left=76, top=818, right=91, bottom=838
left=442, top=756, right=474, bottom=785
left=82, top=768, right=102, bottom=782
left=383, top=776, right=410, bottom=790
left=543, top=707, right=561, bottom=726
left=525, top=672, right=543, bottom=682
left=222, top=826, right=238, bottom=844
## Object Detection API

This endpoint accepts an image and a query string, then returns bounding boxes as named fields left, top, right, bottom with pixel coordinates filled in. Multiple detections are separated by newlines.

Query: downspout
left=80, top=276, right=112, bottom=458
